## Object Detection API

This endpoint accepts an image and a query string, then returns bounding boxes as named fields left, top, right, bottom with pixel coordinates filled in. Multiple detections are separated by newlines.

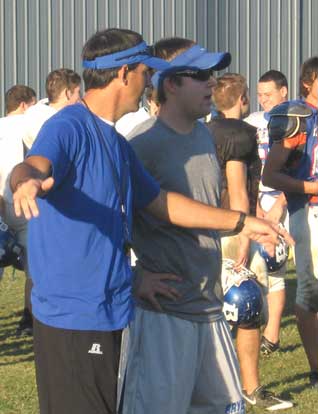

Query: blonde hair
left=213, top=73, right=247, bottom=111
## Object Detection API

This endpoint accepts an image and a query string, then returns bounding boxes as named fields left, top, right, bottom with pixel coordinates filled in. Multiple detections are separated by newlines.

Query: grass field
left=0, top=264, right=318, bottom=413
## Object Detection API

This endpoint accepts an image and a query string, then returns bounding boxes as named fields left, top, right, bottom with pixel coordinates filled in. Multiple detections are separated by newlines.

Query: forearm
left=263, top=142, right=317, bottom=195
left=229, top=192, right=249, bottom=214
left=147, top=190, right=241, bottom=231
left=10, top=161, right=50, bottom=193
left=262, top=170, right=317, bottom=195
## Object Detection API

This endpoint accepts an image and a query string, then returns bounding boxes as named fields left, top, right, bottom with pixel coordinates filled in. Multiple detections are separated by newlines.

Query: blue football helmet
left=0, top=217, right=25, bottom=271
left=222, top=259, right=263, bottom=328
left=259, top=235, right=289, bottom=274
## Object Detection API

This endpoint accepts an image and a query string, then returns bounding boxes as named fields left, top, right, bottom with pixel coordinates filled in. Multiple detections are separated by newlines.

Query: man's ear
left=163, top=77, right=178, bottom=95
left=241, top=94, right=249, bottom=105
left=65, top=88, right=71, bottom=100
left=20, top=101, right=28, bottom=112
left=302, top=82, right=311, bottom=94
left=117, top=65, right=129, bottom=85
left=280, top=86, right=288, bottom=100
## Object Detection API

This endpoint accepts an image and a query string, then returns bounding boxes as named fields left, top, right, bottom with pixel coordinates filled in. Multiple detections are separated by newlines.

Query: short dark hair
left=213, top=73, right=247, bottom=111
left=82, top=28, right=143, bottom=91
left=46, top=68, right=81, bottom=103
left=5, top=85, right=36, bottom=114
left=299, top=57, right=318, bottom=98
left=153, top=37, right=195, bottom=104
left=258, top=70, right=288, bottom=90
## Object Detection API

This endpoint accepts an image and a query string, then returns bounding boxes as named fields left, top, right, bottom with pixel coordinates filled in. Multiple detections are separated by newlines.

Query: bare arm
left=227, top=160, right=249, bottom=214
left=146, top=190, right=294, bottom=251
left=10, top=156, right=54, bottom=219
left=146, top=190, right=241, bottom=231
left=263, top=141, right=318, bottom=195
left=226, top=160, right=250, bottom=267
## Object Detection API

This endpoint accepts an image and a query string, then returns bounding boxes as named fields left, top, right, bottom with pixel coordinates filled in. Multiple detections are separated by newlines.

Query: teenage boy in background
left=0, top=84, right=36, bottom=335
left=208, top=73, right=292, bottom=411
left=263, top=57, right=318, bottom=388
left=245, top=70, right=289, bottom=355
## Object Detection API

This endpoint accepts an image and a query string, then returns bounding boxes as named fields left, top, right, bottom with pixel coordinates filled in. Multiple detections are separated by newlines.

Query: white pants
left=259, top=193, right=287, bottom=292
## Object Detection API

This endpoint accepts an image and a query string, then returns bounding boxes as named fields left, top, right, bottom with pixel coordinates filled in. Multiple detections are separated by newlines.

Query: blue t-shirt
left=27, top=104, right=160, bottom=331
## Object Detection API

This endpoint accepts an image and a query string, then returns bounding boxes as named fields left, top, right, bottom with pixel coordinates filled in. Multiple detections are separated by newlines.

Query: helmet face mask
left=222, top=259, right=263, bottom=328
left=0, top=217, right=25, bottom=271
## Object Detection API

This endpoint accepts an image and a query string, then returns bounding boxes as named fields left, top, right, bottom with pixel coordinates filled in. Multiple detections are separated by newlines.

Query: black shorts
left=33, top=318, right=122, bottom=414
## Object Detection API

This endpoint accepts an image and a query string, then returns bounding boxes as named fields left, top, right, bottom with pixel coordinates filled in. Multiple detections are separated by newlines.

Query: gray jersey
left=128, top=117, right=223, bottom=322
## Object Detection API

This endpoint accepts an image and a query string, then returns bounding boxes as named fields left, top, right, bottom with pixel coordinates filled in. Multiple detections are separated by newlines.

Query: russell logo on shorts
left=225, top=399, right=245, bottom=414
left=88, top=343, right=103, bottom=355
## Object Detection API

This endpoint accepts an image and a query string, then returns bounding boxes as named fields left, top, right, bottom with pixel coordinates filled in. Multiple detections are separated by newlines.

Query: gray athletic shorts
left=122, top=308, right=245, bottom=414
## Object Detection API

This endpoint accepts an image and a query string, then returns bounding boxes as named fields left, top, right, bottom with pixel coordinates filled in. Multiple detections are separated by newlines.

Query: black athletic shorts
left=33, top=318, right=122, bottom=414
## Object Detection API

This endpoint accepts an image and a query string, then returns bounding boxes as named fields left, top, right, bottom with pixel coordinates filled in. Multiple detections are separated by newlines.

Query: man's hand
left=234, top=234, right=250, bottom=269
left=264, top=202, right=285, bottom=224
left=256, top=201, right=266, bottom=219
left=13, top=177, right=54, bottom=220
left=241, top=216, right=294, bottom=257
left=135, top=267, right=182, bottom=311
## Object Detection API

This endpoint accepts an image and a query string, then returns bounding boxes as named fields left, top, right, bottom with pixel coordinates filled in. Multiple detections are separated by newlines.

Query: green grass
left=0, top=268, right=37, bottom=414
left=0, top=264, right=317, bottom=413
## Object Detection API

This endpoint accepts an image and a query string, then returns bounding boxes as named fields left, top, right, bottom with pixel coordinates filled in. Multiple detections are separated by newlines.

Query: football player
left=207, top=73, right=293, bottom=411
left=263, top=56, right=318, bottom=388
left=245, top=70, right=289, bottom=356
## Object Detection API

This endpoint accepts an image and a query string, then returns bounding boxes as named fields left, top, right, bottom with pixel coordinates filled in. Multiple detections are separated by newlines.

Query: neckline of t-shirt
left=98, top=116, right=115, bottom=127
left=77, top=102, right=115, bottom=126
left=156, top=116, right=199, bottom=137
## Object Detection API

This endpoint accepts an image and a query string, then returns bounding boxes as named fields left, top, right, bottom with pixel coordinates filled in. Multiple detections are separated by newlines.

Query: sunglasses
left=173, top=68, right=214, bottom=81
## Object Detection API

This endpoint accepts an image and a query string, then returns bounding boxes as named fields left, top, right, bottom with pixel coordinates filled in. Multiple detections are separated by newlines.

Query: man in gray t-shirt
left=123, top=38, right=246, bottom=414
left=129, top=117, right=223, bottom=321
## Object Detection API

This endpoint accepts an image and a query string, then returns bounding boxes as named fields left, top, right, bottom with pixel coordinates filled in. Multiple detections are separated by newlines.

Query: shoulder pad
left=269, top=101, right=312, bottom=118
left=268, top=102, right=313, bottom=142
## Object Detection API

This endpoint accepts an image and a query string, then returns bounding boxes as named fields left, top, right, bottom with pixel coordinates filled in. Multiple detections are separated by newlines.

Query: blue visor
left=151, top=44, right=231, bottom=88
left=82, top=41, right=170, bottom=71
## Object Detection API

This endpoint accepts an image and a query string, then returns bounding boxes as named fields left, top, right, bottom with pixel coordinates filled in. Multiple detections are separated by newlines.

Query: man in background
left=0, top=84, right=36, bottom=335
left=245, top=70, right=289, bottom=355
left=208, top=73, right=292, bottom=411
left=263, top=58, right=318, bottom=388
left=22, top=68, right=81, bottom=150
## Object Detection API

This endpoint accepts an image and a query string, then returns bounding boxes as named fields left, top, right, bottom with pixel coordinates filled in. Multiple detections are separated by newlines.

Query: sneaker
left=16, top=315, right=33, bottom=337
left=261, top=335, right=280, bottom=356
left=309, top=371, right=318, bottom=388
left=243, top=386, right=293, bottom=411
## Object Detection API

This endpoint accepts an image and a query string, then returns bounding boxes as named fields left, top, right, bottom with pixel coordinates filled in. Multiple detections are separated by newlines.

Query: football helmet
left=259, top=235, right=289, bottom=274
left=0, top=216, right=25, bottom=270
left=222, top=259, right=263, bottom=328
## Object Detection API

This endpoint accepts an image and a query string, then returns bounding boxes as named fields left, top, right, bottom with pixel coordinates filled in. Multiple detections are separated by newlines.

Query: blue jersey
left=27, top=104, right=160, bottom=331
left=269, top=99, right=318, bottom=213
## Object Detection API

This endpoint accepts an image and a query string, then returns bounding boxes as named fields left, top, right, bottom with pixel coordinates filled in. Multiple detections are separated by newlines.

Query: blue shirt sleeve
left=27, top=115, right=80, bottom=189
left=124, top=139, right=160, bottom=210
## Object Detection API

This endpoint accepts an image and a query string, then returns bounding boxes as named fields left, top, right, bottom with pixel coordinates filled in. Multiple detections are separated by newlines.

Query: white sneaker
left=243, top=386, right=293, bottom=411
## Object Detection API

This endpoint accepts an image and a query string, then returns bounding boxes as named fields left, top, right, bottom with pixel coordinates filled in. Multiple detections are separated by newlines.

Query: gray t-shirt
left=128, top=117, right=223, bottom=322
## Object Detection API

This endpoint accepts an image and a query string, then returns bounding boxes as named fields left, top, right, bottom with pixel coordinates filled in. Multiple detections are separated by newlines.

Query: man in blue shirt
left=263, top=57, right=318, bottom=389
left=11, top=29, right=293, bottom=414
